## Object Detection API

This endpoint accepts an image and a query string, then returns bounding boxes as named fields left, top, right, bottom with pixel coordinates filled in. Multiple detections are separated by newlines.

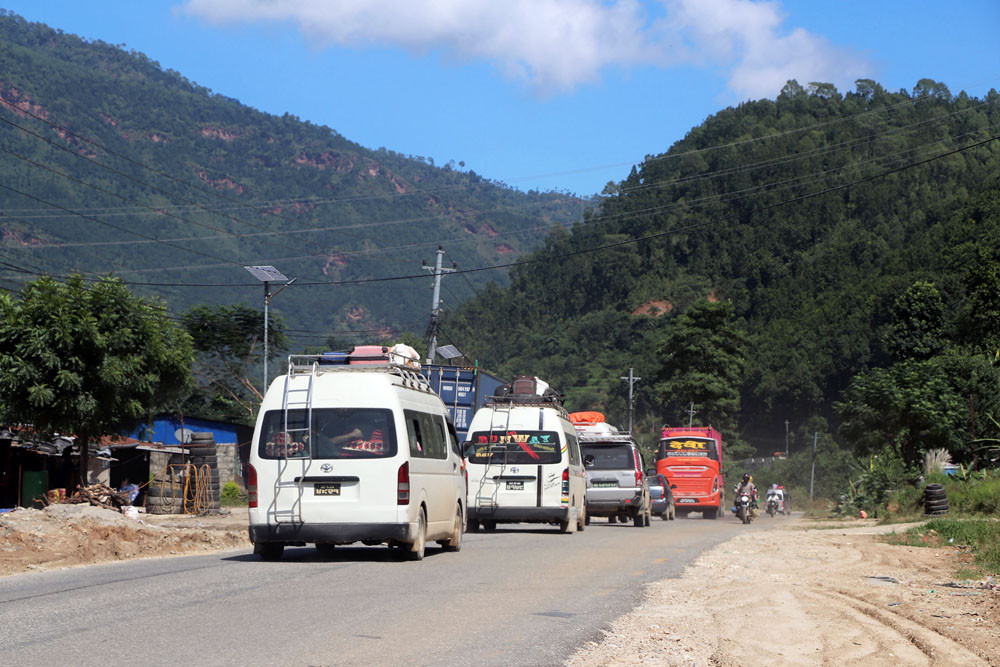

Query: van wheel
left=559, top=518, right=575, bottom=534
left=633, top=511, right=644, bottom=527
left=608, top=515, right=617, bottom=524
left=409, top=508, right=427, bottom=561
left=467, top=520, right=480, bottom=533
left=483, top=520, right=497, bottom=532
left=438, top=505, right=463, bottom=552
left=254, top=542, right=284, bottom=561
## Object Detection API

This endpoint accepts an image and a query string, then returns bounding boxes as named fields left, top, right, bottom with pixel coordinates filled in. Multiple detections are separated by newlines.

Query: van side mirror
left=670, top=484, right=677, bottom=489
left=584, top=454, right=595, bottom=468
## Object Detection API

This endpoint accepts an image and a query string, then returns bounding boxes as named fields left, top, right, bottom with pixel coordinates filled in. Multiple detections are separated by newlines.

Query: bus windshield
left=465, top=430, right=562, bottom=464
left=658, top=437, right=718, bottom=462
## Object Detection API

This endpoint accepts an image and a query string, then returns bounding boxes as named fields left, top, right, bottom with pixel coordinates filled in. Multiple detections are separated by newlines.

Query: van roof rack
left=285, top=354, right=432, bottom=393
left=576, top=431, right=635, bottom=443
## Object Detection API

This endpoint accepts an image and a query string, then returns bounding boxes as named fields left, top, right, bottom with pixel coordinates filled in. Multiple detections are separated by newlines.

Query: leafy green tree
left=655, top=300, right=747, bottom=437
left=0, top=276, right=193, bottom=481
left=885, top=281, right=946, bottom=361
left=960, top=246, right=1000, bottom=356
left=836, top=358, right=970, bottom=466
left=181, top=303, right=287, bottom=424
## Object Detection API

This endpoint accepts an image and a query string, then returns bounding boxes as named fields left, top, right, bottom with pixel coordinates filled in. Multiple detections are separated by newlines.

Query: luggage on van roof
left=317, top=344, right=421, bottom=370
left=568, top=411, right=606, bottom=425
left=487, top=374, right=563, bottom=407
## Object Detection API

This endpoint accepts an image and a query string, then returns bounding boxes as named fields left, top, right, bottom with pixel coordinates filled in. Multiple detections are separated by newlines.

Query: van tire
left=254, top=542, right=284, bottom=561
left=633, top=511, right=643, bottom=527
left=703, top=507, right=718, bottom=520
left=608, top=515, right=617, bottom=524
left=467, top=520, right=480, bottom=533
left=483, top=520, right=497, bottom=532
left=438, top=505, right=463, bottom=552
left=559, top=518, right=575, bottom=533
left=409, top=508, right=427, bottom=560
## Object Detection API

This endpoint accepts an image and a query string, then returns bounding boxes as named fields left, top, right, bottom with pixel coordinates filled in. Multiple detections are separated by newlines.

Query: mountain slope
left=444, top=79, right=1000, bottom=448
left=0, top=11, right=587, bottom=346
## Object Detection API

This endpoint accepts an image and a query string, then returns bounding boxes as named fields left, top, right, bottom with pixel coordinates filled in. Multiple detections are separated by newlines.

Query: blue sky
left=4, top=1, right=999, bottom=196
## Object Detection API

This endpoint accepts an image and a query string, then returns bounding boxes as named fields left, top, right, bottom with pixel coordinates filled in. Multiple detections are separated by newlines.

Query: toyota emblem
left=320, top=463, right=333, bottom=473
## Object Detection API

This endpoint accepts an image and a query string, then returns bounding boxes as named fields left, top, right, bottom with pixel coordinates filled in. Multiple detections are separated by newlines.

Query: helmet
left=742, top=472, right=751, bottom=483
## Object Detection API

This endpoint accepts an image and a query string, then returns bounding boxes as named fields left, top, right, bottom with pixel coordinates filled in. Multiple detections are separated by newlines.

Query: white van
left=463, top=376, right=586, bottom=533
left=248, top=350, right=466, bottom=561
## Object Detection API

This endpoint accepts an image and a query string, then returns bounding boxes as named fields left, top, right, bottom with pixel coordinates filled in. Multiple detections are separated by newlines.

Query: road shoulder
left=568, top=516, right=999, bottom=666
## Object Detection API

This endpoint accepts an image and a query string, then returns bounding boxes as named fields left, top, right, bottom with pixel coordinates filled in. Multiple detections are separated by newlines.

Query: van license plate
left=314, top=483, right=341, bottom=496
left=506, top=481, right=524, bottom=490
left=592, top=481, right=618, bottom=488
left=677, top=498, right=697, bottom=503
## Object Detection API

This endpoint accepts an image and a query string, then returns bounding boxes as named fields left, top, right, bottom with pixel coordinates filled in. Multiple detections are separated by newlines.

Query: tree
left=885, top=280, right=946, bottom=361
left=960, top=246, right=1000, bottom=355
left=836, top=358, right=967, bottom=467
left=0, top=276, right=193, bottom=482
left=655, top=300, right=747, bottom=437
left=181, top=303, right=287, bottom=424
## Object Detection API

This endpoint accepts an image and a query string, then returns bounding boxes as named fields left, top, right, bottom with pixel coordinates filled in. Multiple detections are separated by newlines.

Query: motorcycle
left=766, top=495, right=779, bottom=517
left=735, top=493, right=754, bottom=524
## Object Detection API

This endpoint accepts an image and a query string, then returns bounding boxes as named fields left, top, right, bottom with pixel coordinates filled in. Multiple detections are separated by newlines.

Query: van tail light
left=561, top=467, right=569, bottom=495
left=248, top=464, right=258, bottom=508
left=397, top=461, right=410, bottom=505
left=633, top=449, right=643, bottom=486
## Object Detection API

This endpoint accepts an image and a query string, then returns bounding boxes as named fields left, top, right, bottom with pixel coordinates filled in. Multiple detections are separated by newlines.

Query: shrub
left=220, top=481, right=245, bottom=506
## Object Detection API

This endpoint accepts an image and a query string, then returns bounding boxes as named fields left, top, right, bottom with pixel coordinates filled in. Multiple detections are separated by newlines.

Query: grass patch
left=885, top=519, right=1000, bottom=576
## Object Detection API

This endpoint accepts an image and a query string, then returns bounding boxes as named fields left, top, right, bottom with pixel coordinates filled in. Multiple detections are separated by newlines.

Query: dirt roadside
left=569, top=516, right=999, bottom=667
left=0, top=504, right=249, bottom=577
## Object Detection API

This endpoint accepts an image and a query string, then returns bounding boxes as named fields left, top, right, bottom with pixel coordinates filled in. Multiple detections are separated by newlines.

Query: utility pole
left=620, top=368, right=640, bottom=433
left=809, top=431, right=818, bottom=500
left=423, top=246, right=455, bottom=364
left=687, top=402, right=697, bottom=427
left=785, top=419, right=790, bottom=456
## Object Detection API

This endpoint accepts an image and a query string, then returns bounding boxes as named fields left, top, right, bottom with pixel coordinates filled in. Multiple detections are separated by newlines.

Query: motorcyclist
left=732, top=473, right=758, bottom=515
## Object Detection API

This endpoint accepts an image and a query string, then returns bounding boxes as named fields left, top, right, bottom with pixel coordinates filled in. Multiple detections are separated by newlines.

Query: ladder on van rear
left=272, top=357, right=319, bottom=523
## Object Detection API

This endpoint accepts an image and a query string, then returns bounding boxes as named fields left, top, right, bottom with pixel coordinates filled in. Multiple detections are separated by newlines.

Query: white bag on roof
left=389, top=343, right=421, bottom=370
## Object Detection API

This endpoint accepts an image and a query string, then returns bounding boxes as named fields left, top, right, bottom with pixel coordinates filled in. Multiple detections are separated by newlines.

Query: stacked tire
left=187, top=432, right=221, bottom=513
left=146, top=464, right=184, bottom=515
left=924, top=483, right=948, bottom=515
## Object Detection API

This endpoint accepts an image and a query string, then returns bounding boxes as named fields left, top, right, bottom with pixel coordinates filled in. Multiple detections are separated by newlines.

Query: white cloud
left=663, top=0, right=874, bottom=99
left=178, top=0, right=872, bottom=98
left=179, top=0, right=662, bottom=94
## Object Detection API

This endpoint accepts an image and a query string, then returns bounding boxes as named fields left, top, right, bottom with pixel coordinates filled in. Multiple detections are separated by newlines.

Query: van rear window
left=465, top=430, right=562, bottom=464
left=257, top=408, right=397, bottom=459
left=581, top=444, right=633, bottom=470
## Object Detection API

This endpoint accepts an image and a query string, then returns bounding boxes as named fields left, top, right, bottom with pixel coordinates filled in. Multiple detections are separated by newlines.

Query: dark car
left=647, top=471, right=676, bottom=521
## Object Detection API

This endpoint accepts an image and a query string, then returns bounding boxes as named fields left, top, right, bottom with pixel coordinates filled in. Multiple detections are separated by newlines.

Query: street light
left=244, top=265, right=296, bottom=393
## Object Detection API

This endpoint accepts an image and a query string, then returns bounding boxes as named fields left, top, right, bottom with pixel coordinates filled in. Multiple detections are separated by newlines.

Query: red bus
left=656, top=426, right=724, bottom=519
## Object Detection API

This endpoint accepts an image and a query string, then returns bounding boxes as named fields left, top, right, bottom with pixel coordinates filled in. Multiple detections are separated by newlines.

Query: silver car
left=580, top=436, right=651, bottom=527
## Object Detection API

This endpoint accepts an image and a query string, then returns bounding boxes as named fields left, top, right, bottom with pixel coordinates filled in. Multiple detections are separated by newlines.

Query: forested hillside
left=445, top=79, right=1000, bottom=455
left=0, top=11, right=587, bottom=346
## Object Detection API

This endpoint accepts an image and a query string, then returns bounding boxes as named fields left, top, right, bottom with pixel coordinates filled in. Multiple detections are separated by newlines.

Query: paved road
left=0, top=512, right=774, bottom=666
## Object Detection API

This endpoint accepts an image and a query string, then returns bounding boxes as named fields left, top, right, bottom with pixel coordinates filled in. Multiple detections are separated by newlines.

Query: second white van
left=463, top=376, right=586, bottom=533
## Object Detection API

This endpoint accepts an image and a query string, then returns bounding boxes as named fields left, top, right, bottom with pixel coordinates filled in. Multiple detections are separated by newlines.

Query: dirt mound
left=0, top=505, right=249, bottom=577
left=570, top=519, right=1000, bottom=666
